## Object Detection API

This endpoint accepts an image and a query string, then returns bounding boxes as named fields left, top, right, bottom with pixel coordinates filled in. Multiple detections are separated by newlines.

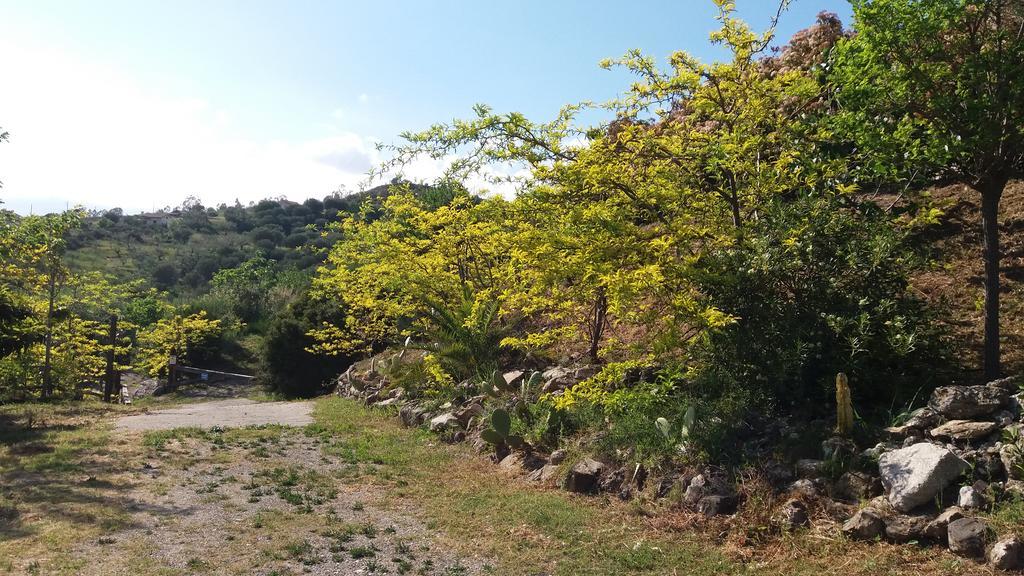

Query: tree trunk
left=980, top=181, right=1005, bottom=380
left=103, top=315, right=118, bottom=403
left=41, top=267, right=56, bottom=399
left=587, top=288, right=608, bottom=365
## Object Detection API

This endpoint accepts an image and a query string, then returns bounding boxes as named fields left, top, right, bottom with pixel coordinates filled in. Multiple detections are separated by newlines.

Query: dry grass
left=912, top=180, right=1024, bottom=380
left=0, top=397, right=1005, bottom=575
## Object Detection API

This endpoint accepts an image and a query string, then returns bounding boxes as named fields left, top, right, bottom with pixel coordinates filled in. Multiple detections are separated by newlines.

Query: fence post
left=167, top=355, right=177, bottom=391
left=103, top=315, right=119, bottom=402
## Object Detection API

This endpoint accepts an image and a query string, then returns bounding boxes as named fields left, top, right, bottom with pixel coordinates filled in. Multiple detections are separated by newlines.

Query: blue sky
left=0, top=0, right=852, bottom=214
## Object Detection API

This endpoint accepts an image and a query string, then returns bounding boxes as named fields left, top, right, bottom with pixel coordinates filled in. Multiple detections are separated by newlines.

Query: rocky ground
left=0, top=384, right=490, bottom=576
left=5, top=373, right=1024, bottom=575
left=341, top=352, right=1024, bottom=573
left=67, top=428, right=485, bottom=575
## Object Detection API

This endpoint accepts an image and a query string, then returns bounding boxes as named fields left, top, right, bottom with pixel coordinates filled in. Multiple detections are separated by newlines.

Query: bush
left=693, top=193, right=950, bottom=412
left=260, top=292, right=352, bottom=398
left=136, top=311, right=223, bottom=376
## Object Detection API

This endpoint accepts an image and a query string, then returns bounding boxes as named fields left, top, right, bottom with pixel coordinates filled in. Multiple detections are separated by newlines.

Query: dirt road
left=115, top=398, right=314, bottom=431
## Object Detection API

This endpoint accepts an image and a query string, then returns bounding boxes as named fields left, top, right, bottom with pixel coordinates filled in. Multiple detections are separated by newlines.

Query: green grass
left=311, top=397, right=999, bottom=576
left=142, top=423, right=286, bottom=450
left=311, top=397, right=735, bottom=576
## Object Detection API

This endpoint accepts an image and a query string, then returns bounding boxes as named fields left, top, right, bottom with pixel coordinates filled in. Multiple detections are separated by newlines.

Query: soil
left=115, top=398, right=315, bottom=431
left=54, top=386, right=490, bottom=575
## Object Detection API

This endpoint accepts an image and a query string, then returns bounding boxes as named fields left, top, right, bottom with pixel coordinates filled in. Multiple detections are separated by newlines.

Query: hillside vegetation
left=3, top=0, right=1024, bottom=572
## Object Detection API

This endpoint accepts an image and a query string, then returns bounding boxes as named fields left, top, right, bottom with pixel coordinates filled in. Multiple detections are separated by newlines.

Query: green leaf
left=655, top=417, right=672, bottom=440
left=480, top=428, right=504, bottom=446
left=490, top=408, right=511, bottom=438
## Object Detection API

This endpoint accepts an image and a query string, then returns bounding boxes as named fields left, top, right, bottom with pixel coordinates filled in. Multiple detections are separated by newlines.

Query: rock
left=989, top=536, right=1024, bottom=570
left=1005, top=479, right=1024, bottom=498
left=885, top=408, right=941, bottom=439
left=454, top=402, right=484, bottom=425
left=974, top=451, right=1006, bottom=481
left=823, top=436, right=858, bottom=461
left=564, top=458, right=605, bottom=494
left=498, top=453, right=524, bottom=471
left=374, top=396, right=402, bottom=407
left=879, top=443, right=969, bottom=512
left=795, top=459, right=826, bottom=479
left=502, top=370, right=525, bottom=387
left=540, top=365, right=598, bottom=393
left=833, top=471, right=881, bottom=503
left=399, top=404, right=426, bottom=427
left=428, top=412, right=461, bottom=432
left=842, top=508, right=885, bottom=540
left=549, top=449, right=567, bottom=465
left=599, top=467, right=626, bottom=493
left=995, top=410, right=1017, bottom=427
left=930, top=385, right=1008, bottom=419
left=774, top=499, right=809, bottom=531
left=906, top=407, right=943, bottom=429
left=958, top=485, right=985, bottom=509
left=922, top=506, right=965, bottom=542
left=527, top=464, right=560, bottom=485
left=929, top=420, right=999, bottom=442
left=788, top=479, right=818, bottom=498
left=947, top=517, right=992, bottom=557
left=884, top=515, right=929, bottom=544
left=988, top=376, right=1020, bottom=393
left=697, top=494, right=738, bottom=516
left=540, top=366, right=573, bottom=393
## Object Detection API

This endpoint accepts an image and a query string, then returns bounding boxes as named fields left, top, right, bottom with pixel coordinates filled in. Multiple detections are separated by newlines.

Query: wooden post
left=103, top=315, right=119, bottom=402
left=167, top=355, right=177, bottom=391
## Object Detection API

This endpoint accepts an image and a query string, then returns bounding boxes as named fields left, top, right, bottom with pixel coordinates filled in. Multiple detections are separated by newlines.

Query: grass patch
left=311, top=396, right=987, bottom=576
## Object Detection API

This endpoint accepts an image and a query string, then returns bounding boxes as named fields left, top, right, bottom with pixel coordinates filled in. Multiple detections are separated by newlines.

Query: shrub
left=693, top=193, right=950, bottom=411
left=136, top=311, right=223, bottom=376
left=260, top=291, right=351, bottom=398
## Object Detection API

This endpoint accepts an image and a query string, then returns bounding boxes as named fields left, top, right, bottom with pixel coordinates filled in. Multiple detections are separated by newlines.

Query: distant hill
left=65, top=181, right=442, bottom=297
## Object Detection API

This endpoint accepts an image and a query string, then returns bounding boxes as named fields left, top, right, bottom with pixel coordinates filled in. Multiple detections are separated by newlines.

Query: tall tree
left=832, top=0, right=1024, bottom=378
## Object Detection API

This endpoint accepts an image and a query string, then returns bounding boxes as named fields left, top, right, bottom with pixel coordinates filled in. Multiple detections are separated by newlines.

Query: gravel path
left=115, top=398, right=315, bottom=431
left=67, top=429, right=485, bottom=575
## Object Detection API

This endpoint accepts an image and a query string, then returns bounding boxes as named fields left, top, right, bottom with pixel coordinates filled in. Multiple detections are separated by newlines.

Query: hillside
left=914, top=181, right=1024, bottom=380
left=64, top=181, right=438, bottom=298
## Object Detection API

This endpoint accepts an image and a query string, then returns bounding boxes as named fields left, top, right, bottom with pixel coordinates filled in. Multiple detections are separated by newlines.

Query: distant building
left=139, top=211, right=179, bottom=226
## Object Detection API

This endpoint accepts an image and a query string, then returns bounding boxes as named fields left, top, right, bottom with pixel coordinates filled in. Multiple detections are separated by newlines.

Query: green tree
left=136, top=311, right=223, bottom=377
left=832, top=0, right=1024, bottom=378
left=210, top=256, right=275, bottom=322
left=260, top=291, right=351, bottom=397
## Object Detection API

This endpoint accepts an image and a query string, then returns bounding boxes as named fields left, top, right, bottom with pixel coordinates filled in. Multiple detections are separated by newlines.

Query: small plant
left=520, top=371, right=542, bottom=400
left=479, top=370, right=513, bottom=397
left=480, top=408, right=525, bottom=451
left=349, top=545, right=376, bottom=559
left=655, top=405, right=695, bottom=453
left=1003, top=426, right=1024, bottom=479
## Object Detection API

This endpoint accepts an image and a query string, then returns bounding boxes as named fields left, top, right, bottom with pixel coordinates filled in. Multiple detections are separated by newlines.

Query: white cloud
left=0, top=38, right=379, bottom=213
left=358, top=93, right=369, bottom=104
